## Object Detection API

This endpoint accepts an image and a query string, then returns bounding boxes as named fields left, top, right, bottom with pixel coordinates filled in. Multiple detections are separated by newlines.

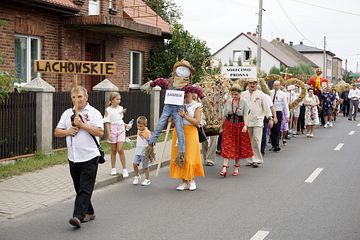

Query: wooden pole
left=74, top=74, right=79, bottom=118
left=155, top=121, right=172, bottom=176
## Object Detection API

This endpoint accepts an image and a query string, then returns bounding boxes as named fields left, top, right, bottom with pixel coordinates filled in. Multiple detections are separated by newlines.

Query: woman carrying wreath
left=219, top=84, right=253, bottom=177
left=304, top=88, right=320, bottom=138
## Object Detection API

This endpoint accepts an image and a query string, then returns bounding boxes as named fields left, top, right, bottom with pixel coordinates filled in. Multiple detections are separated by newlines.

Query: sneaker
left=176, top=182, right=189, bottom=191
left=133, top=175, right=141, bottom=185
left=324, top=123, right=328, bottom=128
left=110, top=168, right=117, bottom=176
left=329, top=122, right=333, bottom=127
left=122, top=169, right=129, bottom=178
left=189, top=180, right=196, bottom=191
left=141, top=179, right=151, bottom=186
left=82, top=214, right=95, bottom=223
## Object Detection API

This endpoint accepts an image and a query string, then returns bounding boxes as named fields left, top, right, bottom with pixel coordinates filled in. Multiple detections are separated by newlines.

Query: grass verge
left=0, top=131, right=172, bottom=181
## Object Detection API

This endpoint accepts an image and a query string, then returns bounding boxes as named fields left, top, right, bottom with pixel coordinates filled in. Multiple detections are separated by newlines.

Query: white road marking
left=349, top=131, right=355, bottom=135
left=250, top=230, right=270, bottom=240
left=305, top=168, right=324, bottom=183
left=334, top=143, right=344, bottom=151
left=357, top=123, right=360, bottom=127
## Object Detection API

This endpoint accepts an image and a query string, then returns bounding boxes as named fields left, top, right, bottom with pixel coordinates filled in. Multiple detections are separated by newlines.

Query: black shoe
left=246, top=163, right=253, bottom=166
left=252, top=163, right=259, bottom=168
left=274, top=147, right=281, bottom=152
left=69, top=217, right=81, bottom=228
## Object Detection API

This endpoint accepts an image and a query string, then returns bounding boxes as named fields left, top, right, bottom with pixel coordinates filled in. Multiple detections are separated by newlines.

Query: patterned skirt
left=221, top=119, right=253, bottom=160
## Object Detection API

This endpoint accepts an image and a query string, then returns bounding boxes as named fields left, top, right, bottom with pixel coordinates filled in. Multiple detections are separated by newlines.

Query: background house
left=212, top=32, right=297, bottom=74
left=271, top=39, right=318, bottom=69
left=292, top=42, right=335, bottom=81
left=0, top=0, right=171, bottom=92
left=332, top=57, right=343, bottom=82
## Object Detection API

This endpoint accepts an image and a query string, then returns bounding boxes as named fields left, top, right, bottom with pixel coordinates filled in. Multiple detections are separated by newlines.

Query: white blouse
left=104, top=106, right=124, bottom=125
left=183, top=101, right=201, bottom=126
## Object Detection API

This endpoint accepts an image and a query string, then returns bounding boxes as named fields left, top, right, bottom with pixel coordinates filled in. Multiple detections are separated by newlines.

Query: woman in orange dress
left=170, top=92, right=205, bottom=191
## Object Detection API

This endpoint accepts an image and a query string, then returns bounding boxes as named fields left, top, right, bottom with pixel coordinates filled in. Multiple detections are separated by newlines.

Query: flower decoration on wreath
left=284, top=78, right=306, bottom=112
left=264, top=74, right=286, bottom=89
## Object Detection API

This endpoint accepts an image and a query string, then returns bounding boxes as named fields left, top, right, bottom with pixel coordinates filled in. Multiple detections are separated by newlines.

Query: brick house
left=0, top=0, right=171, bottom=92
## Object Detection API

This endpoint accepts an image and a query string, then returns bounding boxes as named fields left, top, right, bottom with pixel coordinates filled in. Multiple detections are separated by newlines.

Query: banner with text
left=35, top=60, right=116, bottom=75
left=221, top=66, right=257, bottom=79
left=164, top=90, right=185, bottom=106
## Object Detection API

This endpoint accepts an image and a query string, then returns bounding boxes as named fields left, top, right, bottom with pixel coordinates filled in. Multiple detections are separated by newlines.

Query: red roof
left=39, top=0, right=78, bottom=11
left=123, top=0, right=171, bottom=34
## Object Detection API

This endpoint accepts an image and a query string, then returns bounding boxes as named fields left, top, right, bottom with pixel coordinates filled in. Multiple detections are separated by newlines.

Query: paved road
left=1, top=117, right=359, bottom=240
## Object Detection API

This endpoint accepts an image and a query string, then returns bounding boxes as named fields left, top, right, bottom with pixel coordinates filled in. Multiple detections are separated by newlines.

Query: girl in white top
left=104, top=92, right=130, bottom=177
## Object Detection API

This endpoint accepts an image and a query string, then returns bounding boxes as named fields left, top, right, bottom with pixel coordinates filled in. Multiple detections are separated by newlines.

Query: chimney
left=247, top=32, right=251, bottom=35
left=300, top=41, right=303, bottom=45
left=289, top=41, right=293, bottom=46
left=276, top=37, right=280, bottom=41
left=281, top=39, right=285, bottom=43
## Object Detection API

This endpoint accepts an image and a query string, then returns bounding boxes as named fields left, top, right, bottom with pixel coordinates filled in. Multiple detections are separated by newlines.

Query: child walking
left=132, top=116, right=152, bottom=186
left=104, top=92, right=130, bottom=177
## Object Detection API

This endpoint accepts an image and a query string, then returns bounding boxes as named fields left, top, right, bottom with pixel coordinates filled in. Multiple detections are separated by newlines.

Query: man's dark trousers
left=69, top=156, right=98, bottom=221
left=271, top=111, right=283, bottom=149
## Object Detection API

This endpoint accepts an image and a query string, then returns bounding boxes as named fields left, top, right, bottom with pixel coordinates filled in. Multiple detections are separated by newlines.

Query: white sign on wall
left=164, top=90, right=185, bottom=106
left=221, top=66, right=257, bottom=79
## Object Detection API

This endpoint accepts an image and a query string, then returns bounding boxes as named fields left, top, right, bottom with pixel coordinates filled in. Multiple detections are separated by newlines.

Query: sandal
left=232, top=164, right=240, bottom=176
left=219, top=165, right=229, bottom=177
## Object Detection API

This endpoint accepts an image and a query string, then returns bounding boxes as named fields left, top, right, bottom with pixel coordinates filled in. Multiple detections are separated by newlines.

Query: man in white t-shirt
left=55, top=86, right=104, bottom=228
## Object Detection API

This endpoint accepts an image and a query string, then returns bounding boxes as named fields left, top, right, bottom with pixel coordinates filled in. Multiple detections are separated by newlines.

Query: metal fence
left=120, top=91, right=151, bottom=136
left=1, top=90, right=150, bottom=159
left=0, top=92, right=37, bottom=159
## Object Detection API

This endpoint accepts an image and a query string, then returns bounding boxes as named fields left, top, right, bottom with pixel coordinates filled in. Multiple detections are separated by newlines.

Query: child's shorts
left=109, top=124, right=125, bottom=143
left=133, top=155, right=149, bottom=168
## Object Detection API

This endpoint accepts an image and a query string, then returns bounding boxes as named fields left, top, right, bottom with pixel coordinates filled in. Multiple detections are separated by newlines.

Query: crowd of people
left=55, top=64, right=360, bottom=228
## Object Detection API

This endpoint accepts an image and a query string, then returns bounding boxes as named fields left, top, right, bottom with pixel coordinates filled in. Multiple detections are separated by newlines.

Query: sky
left=173, top=0, right=360, bottom=72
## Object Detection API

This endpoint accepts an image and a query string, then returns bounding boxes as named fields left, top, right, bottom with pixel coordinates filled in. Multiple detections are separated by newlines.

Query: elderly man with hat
left=241, top=78, right=273, bottom=167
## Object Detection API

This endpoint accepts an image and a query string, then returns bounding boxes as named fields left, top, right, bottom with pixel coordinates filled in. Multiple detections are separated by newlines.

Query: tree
left=146, top=23, right=211, bottom=83
left=144, top=0, right=182, bottom=24
left=342, top=70, right=353, bottom=83
left=0, top=20, right=14, bottom=104
left=269, top=66, right=281, bottom=75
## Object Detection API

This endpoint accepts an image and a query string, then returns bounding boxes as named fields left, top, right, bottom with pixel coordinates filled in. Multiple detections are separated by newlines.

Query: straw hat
left=230, top=84, right=242, bottom=93
left=246, top=78, right=258, bottom=83
left=172, top=59, right=196, bottom=76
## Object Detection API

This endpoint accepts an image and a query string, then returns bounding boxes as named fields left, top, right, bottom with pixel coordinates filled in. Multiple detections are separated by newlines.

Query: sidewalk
left=0, top=140, right=172, bottom=223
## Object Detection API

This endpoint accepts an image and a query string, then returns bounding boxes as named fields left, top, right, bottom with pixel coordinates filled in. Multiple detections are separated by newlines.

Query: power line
left=290, top=0, right=360, bottom=17
left=276, top=0, right=316, bottom=45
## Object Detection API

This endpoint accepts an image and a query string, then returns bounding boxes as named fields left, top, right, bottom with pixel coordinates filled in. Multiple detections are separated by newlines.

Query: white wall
left=302, top=53, right=333, bottom=80
left=213, top=34, right=281, bottom=74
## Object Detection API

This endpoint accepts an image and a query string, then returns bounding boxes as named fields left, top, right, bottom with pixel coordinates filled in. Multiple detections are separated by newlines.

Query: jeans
left=69, top=156, right=98, bottom=220
left=148, top=104, right=185, bottom=153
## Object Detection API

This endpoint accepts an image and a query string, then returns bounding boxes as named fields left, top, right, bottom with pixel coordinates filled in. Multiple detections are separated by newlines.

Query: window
left=130, top=51, right=143, bottom=88
left=89, top=0, right=100, bottom=15
left=233, top=50, right=251, bottom=65
left=14, top=35, right=41, bottom=84
left=326, top=59, right=332, bottom=69
left=108, top=0, right=113, bottom=9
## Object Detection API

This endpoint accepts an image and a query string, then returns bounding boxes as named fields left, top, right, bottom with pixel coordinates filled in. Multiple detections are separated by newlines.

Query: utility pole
left=256, top=0, right=263, bottom=71
left=323, top=35, right=326, bottom=78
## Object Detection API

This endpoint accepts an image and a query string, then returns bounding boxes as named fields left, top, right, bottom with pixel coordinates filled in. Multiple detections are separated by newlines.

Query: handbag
left=197, top=126, right=207, bottom=143
left=90, top=134, right=105, bottom=164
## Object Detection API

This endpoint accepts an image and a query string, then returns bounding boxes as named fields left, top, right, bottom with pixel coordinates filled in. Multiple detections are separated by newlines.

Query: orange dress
left=169, top=125, right=205, bottom=180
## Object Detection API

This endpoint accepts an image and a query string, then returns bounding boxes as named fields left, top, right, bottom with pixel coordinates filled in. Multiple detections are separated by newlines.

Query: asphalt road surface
left=1, top=117, right=360, bottom=240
